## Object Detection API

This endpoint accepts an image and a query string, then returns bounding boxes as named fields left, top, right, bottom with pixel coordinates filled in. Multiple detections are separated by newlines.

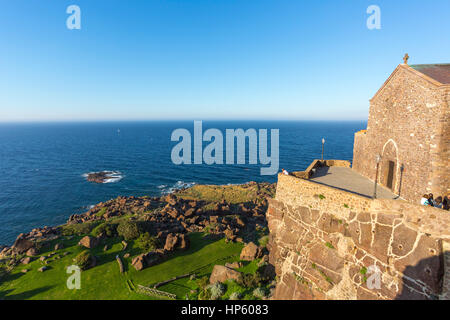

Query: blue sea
left=0, top=121, right=366, bottom=245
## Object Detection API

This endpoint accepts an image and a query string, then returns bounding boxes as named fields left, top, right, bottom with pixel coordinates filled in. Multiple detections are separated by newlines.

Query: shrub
left=253, top=287, right=267, bottom=299
left=95, top=207, right=107, bottom=217
left=208, top=282, right=225, bottom=300
left=196, top=276, right=209, bottom=290
left=258, top=235, right=269, bottom=248
left=74, top=250, right=94, bottom=270
left=198, top=288, right=212, bottom=300
left=229, top=292, right=241, bottom=300
left=239, top=273, right=263, bottom=288
left=117, top=221, right=140, bottom=240
left=136, top=232, right=160, bottom=252
left=61, top=221, right=99, bottom=236
left=91, top=222, right=117, bottom=238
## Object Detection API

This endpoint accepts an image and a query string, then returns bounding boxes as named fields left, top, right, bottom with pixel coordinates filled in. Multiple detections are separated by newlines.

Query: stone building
left=352, top=56, right=450, bottom=203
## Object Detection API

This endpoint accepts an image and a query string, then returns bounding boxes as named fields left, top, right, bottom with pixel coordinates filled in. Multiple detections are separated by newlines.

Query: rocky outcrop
left=132, top=251, right=163, bottom=271
left=209, top=265, right=242, bottom=284
left=12, top=235, right=34, bottom=254
left=78, top=236, right=99, bottom=249
left=85, top=171, right=122, bottom=184
left=240, top=242, right=262, bottom=261
left=164, top=233, right=190, bottom=251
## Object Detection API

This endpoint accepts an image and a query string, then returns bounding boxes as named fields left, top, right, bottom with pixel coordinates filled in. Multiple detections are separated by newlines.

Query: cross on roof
left=403, top=53, right=410, bottom=65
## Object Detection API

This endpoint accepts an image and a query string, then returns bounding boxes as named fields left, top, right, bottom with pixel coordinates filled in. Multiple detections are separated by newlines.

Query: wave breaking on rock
left=83, top=171, right=123, bottom=184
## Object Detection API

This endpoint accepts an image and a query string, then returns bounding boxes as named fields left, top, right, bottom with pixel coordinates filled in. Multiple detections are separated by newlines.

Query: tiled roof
left=410, top=64, right=450, bottom=84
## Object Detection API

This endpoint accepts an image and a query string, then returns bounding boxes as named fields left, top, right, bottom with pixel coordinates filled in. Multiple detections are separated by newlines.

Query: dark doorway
left=386, top=161, right=395, bottom=190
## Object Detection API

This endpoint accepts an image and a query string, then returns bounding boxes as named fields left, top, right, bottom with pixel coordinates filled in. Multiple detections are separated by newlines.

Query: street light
left=373, top=154, right=381, bottom=199
left=321, top=138, right=325, bottom=162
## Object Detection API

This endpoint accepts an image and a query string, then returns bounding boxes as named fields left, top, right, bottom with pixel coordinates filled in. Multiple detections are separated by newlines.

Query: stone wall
left=267, top=174, right=450, bottom=300
left=352, top=64, right=449, bottom=203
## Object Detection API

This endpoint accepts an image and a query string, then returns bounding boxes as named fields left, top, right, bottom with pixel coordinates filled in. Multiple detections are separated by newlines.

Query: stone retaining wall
left=267, top=174, right=450, bottom=300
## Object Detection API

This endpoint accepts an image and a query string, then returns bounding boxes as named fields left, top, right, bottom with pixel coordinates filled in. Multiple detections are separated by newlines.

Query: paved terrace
left=309, top=166, right=398, bottom=199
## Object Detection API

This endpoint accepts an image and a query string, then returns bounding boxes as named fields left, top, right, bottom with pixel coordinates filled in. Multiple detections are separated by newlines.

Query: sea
left=0, top=121, right=366, bottom=245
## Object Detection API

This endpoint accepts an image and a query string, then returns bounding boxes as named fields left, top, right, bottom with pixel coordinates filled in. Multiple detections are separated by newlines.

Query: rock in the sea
left=240, top=242, right=262, bottom=261
left=86, top=171, right=121, bottom=184
left=78, top=236, right=98, bottom=249
left=209, top=265, right=242, bottom=284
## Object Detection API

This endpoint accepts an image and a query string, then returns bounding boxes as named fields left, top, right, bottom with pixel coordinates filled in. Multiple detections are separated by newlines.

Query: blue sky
left=0, top=0, right=449, bottom=121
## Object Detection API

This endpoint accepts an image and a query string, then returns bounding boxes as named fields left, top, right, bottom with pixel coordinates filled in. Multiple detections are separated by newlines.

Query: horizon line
left=0, top=118, right=368, bottom=124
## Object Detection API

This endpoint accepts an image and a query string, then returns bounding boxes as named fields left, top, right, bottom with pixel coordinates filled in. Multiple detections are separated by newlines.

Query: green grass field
left=0, top=233, right=244, bottom=300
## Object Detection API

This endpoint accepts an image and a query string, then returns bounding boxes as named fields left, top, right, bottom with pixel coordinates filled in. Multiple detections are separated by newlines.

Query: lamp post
left=321, top=138, right=325, bottom=162
left=373, top=154, right=381, bottom=199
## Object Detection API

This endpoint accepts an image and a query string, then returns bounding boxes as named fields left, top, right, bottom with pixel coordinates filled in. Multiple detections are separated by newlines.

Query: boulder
left=78, top=236, right=98, bottom=249
left=21, top=257, right=32, bottom=265
left=184, top=208, right=196, bottom=217
left=54, top=243, right=64, bottom=251
left=235, top=217, right=246, bottom=228
left=224, top=229, right=237, bottom=242
left=164, top=233, right=190, bottom=251
left=12, top=238, right=34, bottom=254
left=225, top=261, right=242, bottom=269
left=132, top=255, right=146, bottom=271
left=145, top=251, right=161, bottom=267
left=165, top=194, right=178, bottom=206
left=179, top=234, right=190, bottom=250
left=240, top=242, right=262, bottom=261
left=164, top=233, right=179, bottom=251
left=131, top=251, right=162, bottom=271
left=209, top=265, right=242, bottom=284
left=26, top=247, right=39, bottom=257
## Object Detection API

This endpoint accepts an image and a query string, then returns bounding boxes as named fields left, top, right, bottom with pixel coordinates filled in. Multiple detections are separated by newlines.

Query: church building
left=352, top=55, right=449, bottom=203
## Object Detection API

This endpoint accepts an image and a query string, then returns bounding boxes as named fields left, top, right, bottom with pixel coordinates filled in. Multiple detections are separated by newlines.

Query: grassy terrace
left=0, top=233, right=244, bottom=300
left=0, top=182, right=275, bottom=300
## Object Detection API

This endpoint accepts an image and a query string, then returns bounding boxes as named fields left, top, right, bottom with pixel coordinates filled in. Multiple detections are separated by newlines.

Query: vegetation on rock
left=74, top=250, right=95, bottom=270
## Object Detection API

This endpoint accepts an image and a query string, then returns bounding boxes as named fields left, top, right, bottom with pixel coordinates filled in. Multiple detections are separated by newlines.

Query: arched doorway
left=381, top=139, right=399, bottom=193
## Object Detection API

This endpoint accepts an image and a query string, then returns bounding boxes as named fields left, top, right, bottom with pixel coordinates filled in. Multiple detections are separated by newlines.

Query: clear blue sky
left=0, top=0, right=449, bottom=121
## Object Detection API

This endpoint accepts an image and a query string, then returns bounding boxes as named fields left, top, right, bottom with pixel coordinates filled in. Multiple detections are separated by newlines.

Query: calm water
left=0, top=121, right=366, bottom=245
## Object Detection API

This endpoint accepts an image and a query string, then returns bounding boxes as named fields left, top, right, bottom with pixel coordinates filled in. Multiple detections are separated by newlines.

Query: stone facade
left=267, top=174, right=450, bottom=300
left=352, top=63, right=449, bottom=203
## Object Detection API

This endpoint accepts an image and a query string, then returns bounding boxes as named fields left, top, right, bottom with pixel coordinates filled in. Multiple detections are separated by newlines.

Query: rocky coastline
left=0, top=182, right=275, bottom=273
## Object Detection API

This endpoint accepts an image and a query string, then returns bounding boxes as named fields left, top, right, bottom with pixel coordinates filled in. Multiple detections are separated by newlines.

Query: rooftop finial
left=403, top=53, right=409, bottom=65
